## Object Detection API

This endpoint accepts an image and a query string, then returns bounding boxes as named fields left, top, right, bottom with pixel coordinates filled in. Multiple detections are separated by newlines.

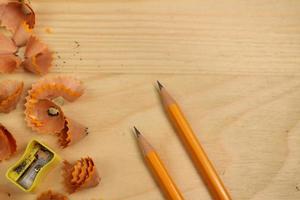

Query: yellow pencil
left=157, top=81, right=231, bottom=200
left=133, top=127, right=184, bottom=200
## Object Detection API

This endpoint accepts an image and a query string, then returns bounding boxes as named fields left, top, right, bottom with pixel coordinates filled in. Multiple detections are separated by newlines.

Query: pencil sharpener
left=6, top=139, right=60, bottom=192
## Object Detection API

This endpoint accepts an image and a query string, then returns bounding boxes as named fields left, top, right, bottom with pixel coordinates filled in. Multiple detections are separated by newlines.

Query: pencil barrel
left=146, top=151, right=184, bottom=200
left=167, top=104, right=231, bottom=200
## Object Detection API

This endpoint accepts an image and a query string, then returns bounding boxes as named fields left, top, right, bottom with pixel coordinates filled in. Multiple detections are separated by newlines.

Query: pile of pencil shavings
left=0, top=76, right=101, bottom=195
left=0, top=1, right=52, bottom=75
left=0, top=0, right=101, bottom=197
left=0, top=76, right=89, bottom=152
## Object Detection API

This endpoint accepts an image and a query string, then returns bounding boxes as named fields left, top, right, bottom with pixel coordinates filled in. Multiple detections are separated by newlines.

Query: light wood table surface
left=1, top=0, right=300, bottom=199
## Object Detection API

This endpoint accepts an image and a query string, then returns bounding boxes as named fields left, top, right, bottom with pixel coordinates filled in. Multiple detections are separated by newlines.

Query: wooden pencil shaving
left=26, top=99, right=65, bottom=134
left=37, top=190, right=68, bottom=200
left=0, top=33, right=17, bottom=54
left=0, top=54, right=21, bottom=73
left=58, top=117, right=88, bottom=148
left=0, top=79, right=24, bottom=113
left=25, top=76, right=87, bottom=147
left=62, top=157, right=100, bottom=194
left=0, top=33, right=20, bottom=73
left=0, top=1, right=35, bottom=46
left=0, top=1, right=35, bottom=34
left=22, top=36, right=53, bottom=75
left=0, top=124, right=17, bottom=161
left=26, top=76, right=84, bottom=102
left=0, top=1, right=53, bottom=75
left=13, top=21, right=33, bottom=47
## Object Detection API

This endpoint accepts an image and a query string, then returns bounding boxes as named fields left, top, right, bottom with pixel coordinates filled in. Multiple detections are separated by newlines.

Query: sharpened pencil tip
left=133, top=126, right=141, bottom=137
left=157, top=81, right=163, bottom=90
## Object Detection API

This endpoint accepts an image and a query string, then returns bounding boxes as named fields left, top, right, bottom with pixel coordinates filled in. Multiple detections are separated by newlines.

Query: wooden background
left=1, top=0, right=300, bottom=199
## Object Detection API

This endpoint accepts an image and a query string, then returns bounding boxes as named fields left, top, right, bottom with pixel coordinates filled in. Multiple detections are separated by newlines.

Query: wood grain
left=0, top=0, right=300, bottom=200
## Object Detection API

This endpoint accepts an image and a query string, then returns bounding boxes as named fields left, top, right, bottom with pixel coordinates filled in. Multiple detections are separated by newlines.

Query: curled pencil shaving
left=71, top=159, right=87, bottom=186
left=58, top=117, right=88, bottom=148
left=13, top=21, right=33, bottom=47
left=70, top=159, right=83, bottom=184
left=21, top=1, right=35, bottom=29
left=0, top=79, right=23, bottom=113
left=0, top=54, right=21, bottom=73
left=0, top=1, right=35, bottom=34
left=0, top=124, right=17, bottom=161
left=36, top=190, right=68, bottom=200
left=0, top=33, right=20, bottom=73
left=62, top=161, right=76, bottom=193
left=63, top=157, right=100, bottom=194
left=22, top=36, right=53, bottom=75
left=26, top=76, right=84, bottom=103
left=25, top=76, right=84, bottom=135
left=0, top=32, right=17, bottom=54
left=25, top=77, right=86, bottom=147
left=25, top=99, right=65, bottom=134
left=80, top=158, right=100, bottom=189
left=72, top=158, right=99, bottom=189
left=24, top=35, right=47, bottom=58
left=59, top=116, right=88, bottom=148
left=0, top=2, right=25, bottom=32
left=0, top=4, right=4, bottom=15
